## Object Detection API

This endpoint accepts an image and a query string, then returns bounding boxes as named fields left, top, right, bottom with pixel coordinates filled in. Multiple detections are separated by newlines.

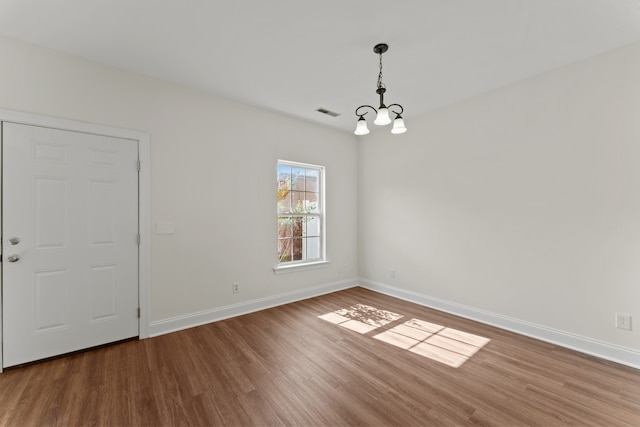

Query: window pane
left=277, top=194, right=290, bottom=213
left=277, top=165, right=291, bottom=212
left=304, top=216, right=320, bottom=237
left=292, top=238, right=303, bottom=261
left=305, top=169, right=319, bottom=192
left=305, top=237, right=320, bottom=260
left=278, top=217, right=292, bottom=237
left=292, top=216, right=304, bottom=238
left=277, top=165, right=291, bottom=187
left=305, top=192, right=319, bottom=213
left=291, top=168, right=305, bottom=190
left=291, top=191, right=305, bottom=212
left=278, top=238, right=292, bottom=262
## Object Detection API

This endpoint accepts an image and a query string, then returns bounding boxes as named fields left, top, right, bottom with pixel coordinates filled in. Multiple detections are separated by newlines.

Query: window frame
left=274, top=159, right=327, bottom=272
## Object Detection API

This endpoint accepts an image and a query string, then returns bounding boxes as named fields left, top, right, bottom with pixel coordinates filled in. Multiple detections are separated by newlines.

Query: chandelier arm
left=388, top=103, right=404, bottom=115
left=355, top=105, right=378, bottom=117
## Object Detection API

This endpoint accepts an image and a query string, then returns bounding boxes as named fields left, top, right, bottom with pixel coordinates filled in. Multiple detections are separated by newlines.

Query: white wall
left=2, top=32, right=637, bottom=363
left=0, top=36, right=359, bottom=322
left=359, top=42, right=640, bottom=352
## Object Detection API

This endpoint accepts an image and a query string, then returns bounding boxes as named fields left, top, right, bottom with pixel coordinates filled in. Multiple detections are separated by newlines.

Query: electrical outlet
left=389, top=269, right=396, bottom=279
left=615, top=313, right=632, bottom=331
left=232, top=282, right=240, bottom=294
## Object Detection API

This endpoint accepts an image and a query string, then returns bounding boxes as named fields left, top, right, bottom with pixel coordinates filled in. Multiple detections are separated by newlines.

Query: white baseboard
left=358, top=278, right=640, bottom=370
left=149, top=279, right=358, bottom=337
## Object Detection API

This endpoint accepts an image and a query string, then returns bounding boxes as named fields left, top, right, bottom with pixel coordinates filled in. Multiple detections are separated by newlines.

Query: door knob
left=7, top=254, right=20, bottom=262
left=9, top=237, right=20, bottom=245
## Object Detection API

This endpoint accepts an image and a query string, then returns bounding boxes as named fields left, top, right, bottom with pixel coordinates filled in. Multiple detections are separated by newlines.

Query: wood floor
left=1, top=287, right=639, bottom=426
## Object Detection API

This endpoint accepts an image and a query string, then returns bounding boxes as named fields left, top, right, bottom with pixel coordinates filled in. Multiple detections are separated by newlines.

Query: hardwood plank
left=0, top=287, right=639, bottom=426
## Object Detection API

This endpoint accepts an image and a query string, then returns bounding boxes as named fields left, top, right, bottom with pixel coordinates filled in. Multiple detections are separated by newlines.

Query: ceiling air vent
left=316, top=108, right=341, bottom=117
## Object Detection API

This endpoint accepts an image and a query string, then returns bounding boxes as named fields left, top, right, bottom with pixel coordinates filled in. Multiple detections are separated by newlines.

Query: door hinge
left=136, top=160, right=141, bottom=172
left=137, top=307, right=141, bottom=318
left=136, top=234, right=141, bottom=246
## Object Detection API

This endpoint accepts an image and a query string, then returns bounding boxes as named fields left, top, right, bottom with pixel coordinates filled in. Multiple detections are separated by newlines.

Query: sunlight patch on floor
left=374, top=318, right=490, bottom=368
left=319, top=305, right=490, bottom=368
left=318, top=304, right=403, bottom=333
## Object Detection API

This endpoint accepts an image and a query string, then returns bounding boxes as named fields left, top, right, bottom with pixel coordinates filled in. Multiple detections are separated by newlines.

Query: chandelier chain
left=377, top=51, right=385, bottom=89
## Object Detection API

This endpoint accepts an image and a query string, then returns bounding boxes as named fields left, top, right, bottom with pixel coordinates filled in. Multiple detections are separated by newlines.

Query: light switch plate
left=155, top=221, right=175, bottom=235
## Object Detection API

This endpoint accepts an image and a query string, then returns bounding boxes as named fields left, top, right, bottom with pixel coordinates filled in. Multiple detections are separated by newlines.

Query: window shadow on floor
left=318, top=304, right=490, bottom=368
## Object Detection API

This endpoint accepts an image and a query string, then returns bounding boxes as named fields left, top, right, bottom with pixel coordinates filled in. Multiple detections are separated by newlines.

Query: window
left=277, top=160, right=325, bottom=267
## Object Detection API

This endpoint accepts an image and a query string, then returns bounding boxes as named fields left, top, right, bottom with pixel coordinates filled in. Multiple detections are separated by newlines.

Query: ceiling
left=0, top=0, right=639, bottom=134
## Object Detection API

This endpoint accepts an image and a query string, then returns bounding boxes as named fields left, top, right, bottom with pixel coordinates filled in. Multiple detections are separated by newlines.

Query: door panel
left=2, top=122, right=139, bottom=367
left=34, top=176, right=68, bottom=248
left=33, top=268, right=69, bottom=332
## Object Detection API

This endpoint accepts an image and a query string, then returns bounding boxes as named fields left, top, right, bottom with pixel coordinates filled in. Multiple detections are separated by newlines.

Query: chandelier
left=354, top=43, right=407, bottom=135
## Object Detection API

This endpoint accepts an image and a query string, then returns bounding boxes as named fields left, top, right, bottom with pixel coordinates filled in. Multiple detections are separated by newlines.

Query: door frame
left=0, top=109, right=151, bottom=372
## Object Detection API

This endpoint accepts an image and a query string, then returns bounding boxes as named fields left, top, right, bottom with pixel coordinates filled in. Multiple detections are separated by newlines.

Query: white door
left=2, top=122, right=139, bottom=367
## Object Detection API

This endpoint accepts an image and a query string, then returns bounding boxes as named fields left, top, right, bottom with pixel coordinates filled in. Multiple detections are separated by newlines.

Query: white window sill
left=273, top=260, right=330, bottom=275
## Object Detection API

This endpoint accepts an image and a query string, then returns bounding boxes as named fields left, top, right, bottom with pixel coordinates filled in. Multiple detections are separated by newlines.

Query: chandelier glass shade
left=354, top=43, right=407, bottom=135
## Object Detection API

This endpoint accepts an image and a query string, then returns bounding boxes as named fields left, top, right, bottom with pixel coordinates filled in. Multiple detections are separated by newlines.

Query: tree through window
left=277, top=160, right=324, bottom=265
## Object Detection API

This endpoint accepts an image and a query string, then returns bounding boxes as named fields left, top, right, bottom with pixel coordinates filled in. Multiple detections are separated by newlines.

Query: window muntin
left=277, top=161, right=324, bottom=265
